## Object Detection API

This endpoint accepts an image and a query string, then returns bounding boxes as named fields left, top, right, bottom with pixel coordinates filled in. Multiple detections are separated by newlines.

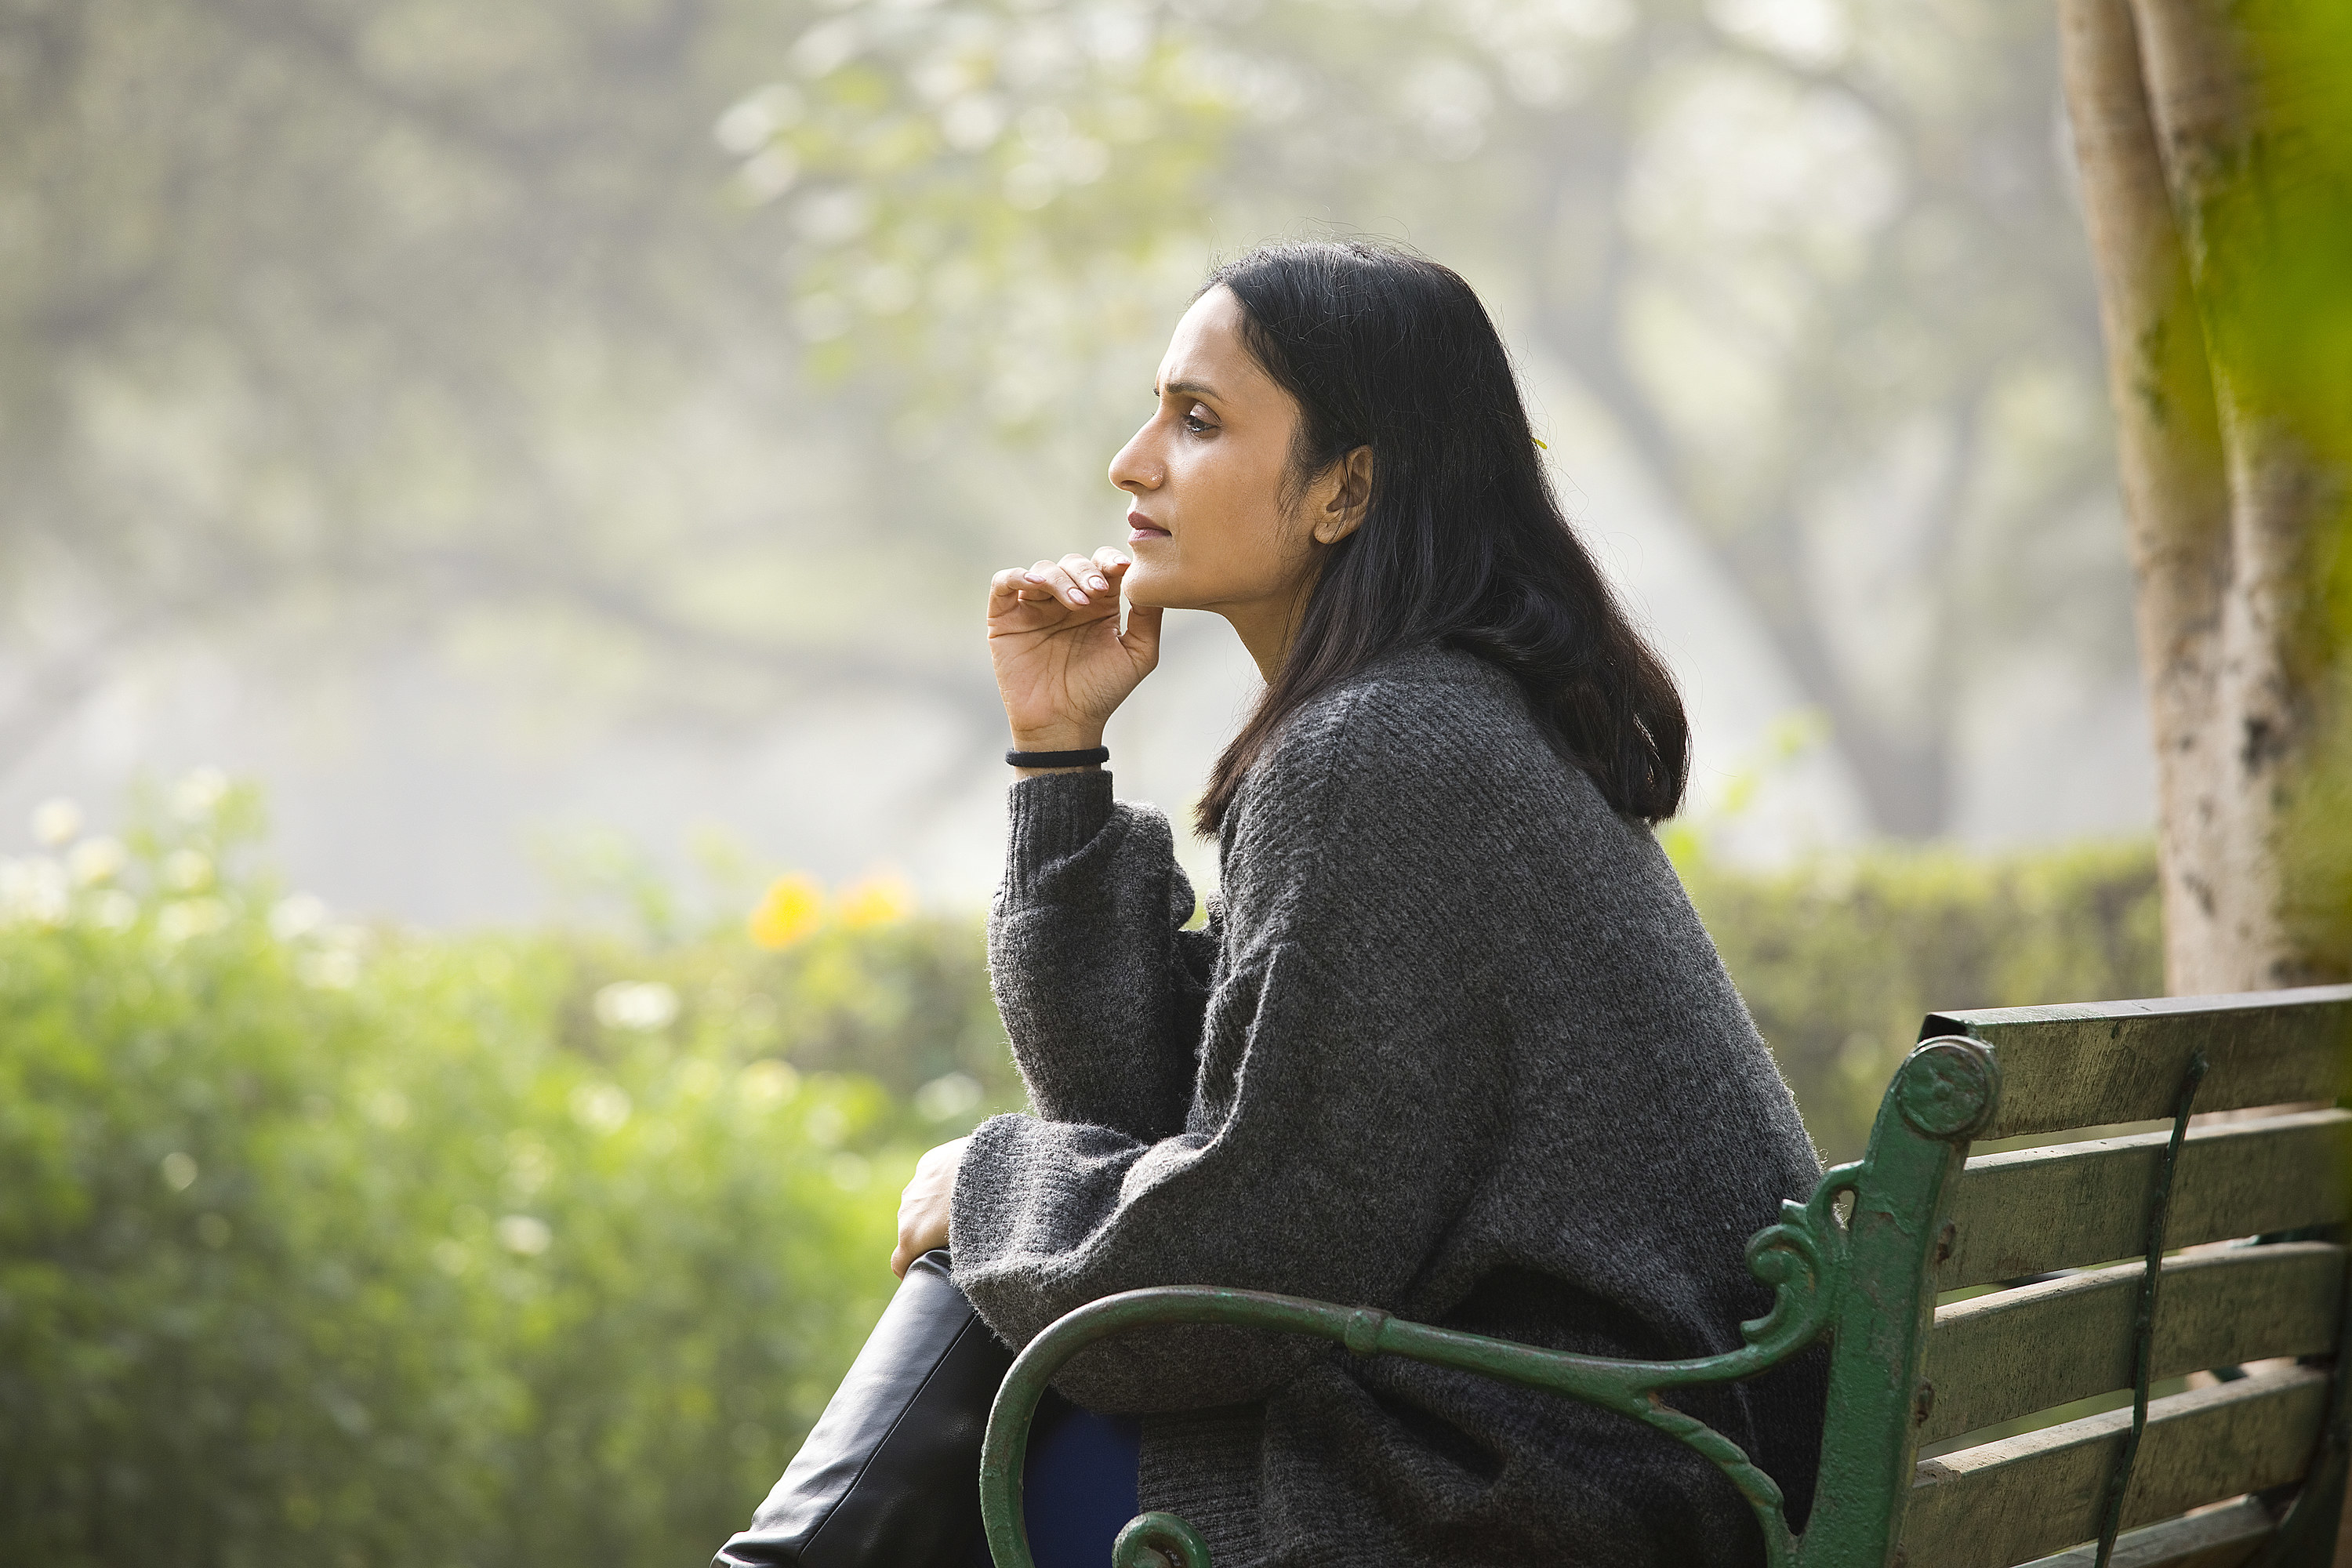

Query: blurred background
left=0, top=0, right=2178, bottom=1560
left=3, top=0, right=2153, bottom=913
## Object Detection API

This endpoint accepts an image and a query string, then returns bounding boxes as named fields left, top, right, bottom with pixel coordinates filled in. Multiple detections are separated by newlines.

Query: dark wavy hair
left=1193, top=239, right=1690, bottom=837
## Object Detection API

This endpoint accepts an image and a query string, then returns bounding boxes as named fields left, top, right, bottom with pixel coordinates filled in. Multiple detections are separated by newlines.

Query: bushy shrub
left=1679, top=837, right=2163, bottom=1160
left=0, top=782, right=1009, bottom=1567
left=0, top=778, right=2161, bottom=1563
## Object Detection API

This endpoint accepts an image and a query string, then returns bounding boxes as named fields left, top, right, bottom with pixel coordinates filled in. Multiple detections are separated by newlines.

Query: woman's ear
left=1312, top=446, right=1374, bottom=545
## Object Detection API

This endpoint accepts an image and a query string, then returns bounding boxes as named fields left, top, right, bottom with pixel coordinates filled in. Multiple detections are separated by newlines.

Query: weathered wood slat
left=2014, top=1495, right=2276, bottom=1568
left=1898, top=1365, right=2329, bottom=1568
left=1922, top=983, right=2352, bottom=1140
left=1923, top=1242, right=2345, bottom=1442
left=1935, top=1109, right=2352, bottom=1290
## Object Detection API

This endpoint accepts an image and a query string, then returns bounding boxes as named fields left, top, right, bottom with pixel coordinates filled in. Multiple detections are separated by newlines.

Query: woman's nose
left=1109, top=426, right=1161, bottom=494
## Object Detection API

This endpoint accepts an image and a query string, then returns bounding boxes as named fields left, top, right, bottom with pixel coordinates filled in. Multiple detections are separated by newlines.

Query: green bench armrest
left=976, top=1162, right=1859, bottom=1568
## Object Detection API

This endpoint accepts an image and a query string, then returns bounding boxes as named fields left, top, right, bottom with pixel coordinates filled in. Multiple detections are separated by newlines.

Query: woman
left=895, top=240, right=1827, bottom=1566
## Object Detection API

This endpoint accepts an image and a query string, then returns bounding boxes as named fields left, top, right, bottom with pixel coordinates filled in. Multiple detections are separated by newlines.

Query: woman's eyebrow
left=1164, top=379, right=1221, bottom=401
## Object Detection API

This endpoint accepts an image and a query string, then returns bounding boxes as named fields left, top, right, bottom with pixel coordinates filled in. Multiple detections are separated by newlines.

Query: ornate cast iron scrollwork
left=1740, top=1160, right=1860, bottom=1361
left=1110, top=1512, right=1211, bottom=1568
left=1896, top=1035, right=2002, bottom=1142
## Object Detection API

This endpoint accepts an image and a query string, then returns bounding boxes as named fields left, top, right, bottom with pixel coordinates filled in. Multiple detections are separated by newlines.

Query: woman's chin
left=1121, top=564, right=1182, bottom=609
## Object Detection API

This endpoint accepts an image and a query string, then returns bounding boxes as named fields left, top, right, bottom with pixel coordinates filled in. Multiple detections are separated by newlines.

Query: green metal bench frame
left=975, top=985, right=2352, bottom=1568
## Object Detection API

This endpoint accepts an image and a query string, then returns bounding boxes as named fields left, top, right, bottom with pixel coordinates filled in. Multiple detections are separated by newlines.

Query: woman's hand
left=988, top=548, right=1162, bottom=753
left=891, top=1135, right=971, bottom=1278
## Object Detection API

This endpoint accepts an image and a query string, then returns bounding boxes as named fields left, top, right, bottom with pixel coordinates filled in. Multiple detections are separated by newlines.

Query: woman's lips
left=1127, top=511, right=1171, bottom=542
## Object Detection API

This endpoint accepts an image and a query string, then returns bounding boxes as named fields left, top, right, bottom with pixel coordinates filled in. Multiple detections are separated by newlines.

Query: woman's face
left=1110, top=287, right=1343, bottom=623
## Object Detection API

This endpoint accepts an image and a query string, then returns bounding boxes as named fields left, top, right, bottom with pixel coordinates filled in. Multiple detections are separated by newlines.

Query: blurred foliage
left=1674, top=836, right=2161, bottom=1160
left=0, top=782, right=1014, bottom=1566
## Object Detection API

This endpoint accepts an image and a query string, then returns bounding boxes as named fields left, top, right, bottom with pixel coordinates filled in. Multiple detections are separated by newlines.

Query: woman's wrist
left=1011, top=739, right=1105, bottom=779
left=1009, top=721, right=1105, bottom=753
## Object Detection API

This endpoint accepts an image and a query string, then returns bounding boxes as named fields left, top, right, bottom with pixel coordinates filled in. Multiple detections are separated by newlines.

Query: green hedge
left=0, top=785, right=1007, bottom=1567
left=0, top=782, right=2160, bottom=1563
left=1679, top=837, right=2162, bottom=1160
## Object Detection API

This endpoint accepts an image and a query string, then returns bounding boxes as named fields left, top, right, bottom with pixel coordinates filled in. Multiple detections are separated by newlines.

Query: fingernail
left=1069, top=590, right=1087, bottom=604
left=1089, top=576, right=1108, bottom=590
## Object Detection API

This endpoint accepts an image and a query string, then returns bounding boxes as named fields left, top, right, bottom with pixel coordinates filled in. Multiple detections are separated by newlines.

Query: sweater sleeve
left=988, top=770, right=1216, bottom=1140
left=952, top=706, right=1508, bottom=1413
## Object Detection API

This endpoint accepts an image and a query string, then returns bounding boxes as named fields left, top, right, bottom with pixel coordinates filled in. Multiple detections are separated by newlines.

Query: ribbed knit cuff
left=1004, top=769, right=1116, bottom=898
left=946, top=1111, right=1026, bottom=1283
left=1138, top=1406, right=1267, bottom=1565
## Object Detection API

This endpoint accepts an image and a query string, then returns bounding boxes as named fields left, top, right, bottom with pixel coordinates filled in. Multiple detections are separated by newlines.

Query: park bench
left=975, top=982, right=2352, bottom=1568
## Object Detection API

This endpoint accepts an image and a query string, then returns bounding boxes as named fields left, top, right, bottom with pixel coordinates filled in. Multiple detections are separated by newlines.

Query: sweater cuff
left=946, top=1112, right=1024, bottom=1277
left=1004, top=770, right=1116, bottom=897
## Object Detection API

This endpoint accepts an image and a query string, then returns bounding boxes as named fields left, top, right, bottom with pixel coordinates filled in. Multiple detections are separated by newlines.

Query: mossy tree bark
left=2060, top=0, right=2352, bottom=993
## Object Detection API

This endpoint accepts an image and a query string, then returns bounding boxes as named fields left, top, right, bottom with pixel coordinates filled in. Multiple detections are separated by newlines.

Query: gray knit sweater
left=950, top=643, right=1827, bottom=1567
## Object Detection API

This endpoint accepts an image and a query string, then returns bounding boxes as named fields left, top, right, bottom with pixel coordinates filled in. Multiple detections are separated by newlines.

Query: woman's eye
left=1181, top=408, right=1216, bottom=435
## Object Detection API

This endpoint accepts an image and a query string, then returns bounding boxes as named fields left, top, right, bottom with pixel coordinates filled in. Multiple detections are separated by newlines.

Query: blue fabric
left=967, top=1390, right=1142, bottom=1568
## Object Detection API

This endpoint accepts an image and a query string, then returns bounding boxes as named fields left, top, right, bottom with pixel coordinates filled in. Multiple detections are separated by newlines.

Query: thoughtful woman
left=897, top=241, right=1827, bottom=1566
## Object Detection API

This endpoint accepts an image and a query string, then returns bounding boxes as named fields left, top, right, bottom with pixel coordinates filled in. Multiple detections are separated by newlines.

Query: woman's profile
left=887, top=238, right=1826, bottom=1566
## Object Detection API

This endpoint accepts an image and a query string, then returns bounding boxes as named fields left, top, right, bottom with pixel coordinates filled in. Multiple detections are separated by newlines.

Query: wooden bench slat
left=1922, top=983, right=2352, bottom=1141
left=1898, top=1364, right=2329, bottom=1568
left=1934, top=1109, right=2352, bottom=1291
left=2013, top=1494, right=2275, bottom=1568
left=1922, top=1241, right=2346, bottom=1443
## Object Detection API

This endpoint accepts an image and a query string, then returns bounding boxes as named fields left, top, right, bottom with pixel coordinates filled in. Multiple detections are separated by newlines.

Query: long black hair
left=1193, top=239, right=1690, bottom=837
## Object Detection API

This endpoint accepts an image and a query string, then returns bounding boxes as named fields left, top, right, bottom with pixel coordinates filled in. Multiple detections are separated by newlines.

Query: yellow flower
left=837, top=872, right=916, bottom=930
left=748, top=873, right=826, bottom=949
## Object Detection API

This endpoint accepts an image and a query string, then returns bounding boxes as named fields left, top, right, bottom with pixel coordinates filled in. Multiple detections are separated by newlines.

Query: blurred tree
left=0, top=0, right=1229, bottom=774
left=5, top=0, right=2132, bottom=840
left=2060, top=0, right=2352, bottom=988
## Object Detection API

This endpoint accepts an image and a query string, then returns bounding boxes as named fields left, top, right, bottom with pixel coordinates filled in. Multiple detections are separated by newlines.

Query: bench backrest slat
left=1935, top=1493, right=2274, bottom=1568
left=1933, top=1107, right=2352, bottom=1290
left=1900, top=1365, right=2331, bottom=1568
left=1922, top=983, right=2352, bottom=1140
left=1794, top=989, right=2351, bottom=1568
left=1921, top=1240, right=2346, bottom=1444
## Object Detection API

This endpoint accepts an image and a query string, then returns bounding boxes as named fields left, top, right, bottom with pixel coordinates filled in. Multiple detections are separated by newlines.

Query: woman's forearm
left=989, top=772, right=1210, bottom=1138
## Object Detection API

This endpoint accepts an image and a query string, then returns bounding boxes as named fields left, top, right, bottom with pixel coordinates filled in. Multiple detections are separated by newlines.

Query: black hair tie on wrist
left=1006, top=746, right=1109, bottom=769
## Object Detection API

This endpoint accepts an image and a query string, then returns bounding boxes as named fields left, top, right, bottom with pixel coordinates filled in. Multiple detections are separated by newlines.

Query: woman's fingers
left=888, top=1226, right=927, bottom=1279
left=1025, top=558, right=1067, bottom=600
left=1034, top=553, right=1121, bottom=610
left=1024, top=556, right=1091, bottom=609
left=990, top=550, right=1127, bottom=615
left=889, top=1135, right=967, bottom=1277
left=890, top=1194, right=938, bottom=1278
left=989, top=565, right=1041, bottom=612
left=1121, top=601, right=1163, bottom=668
left=989, top=562, right=1072, bottom=632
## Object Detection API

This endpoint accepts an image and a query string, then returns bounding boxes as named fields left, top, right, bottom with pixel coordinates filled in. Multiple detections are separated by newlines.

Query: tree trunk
left=2059, top=0, right=2238, bottom=992
left=2061, top=0, right=2352, bottom=991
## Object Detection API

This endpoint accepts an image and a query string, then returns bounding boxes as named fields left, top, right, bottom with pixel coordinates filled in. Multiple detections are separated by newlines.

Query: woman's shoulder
left=1265, top=641, right=1550, bottom=781
left=1235, top=641, right=1620, bottom=850
left=1332, top=641, right=1526, bottom=731
left=1224, top=641, right=1664, bottom=939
